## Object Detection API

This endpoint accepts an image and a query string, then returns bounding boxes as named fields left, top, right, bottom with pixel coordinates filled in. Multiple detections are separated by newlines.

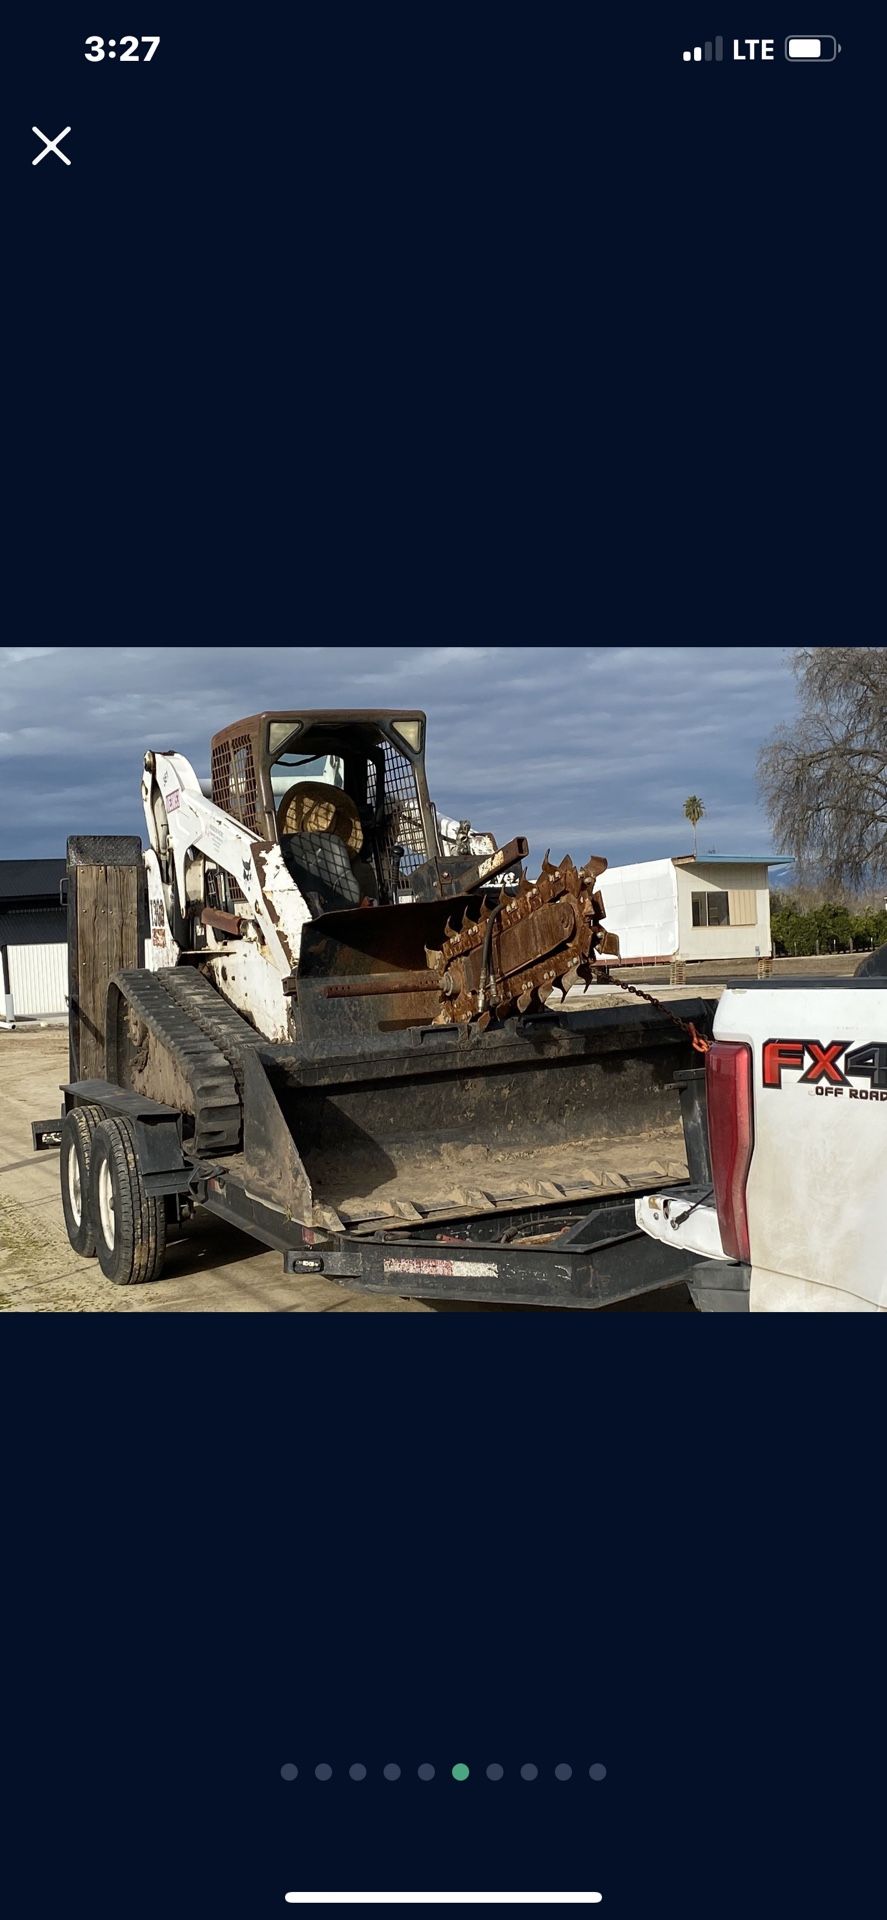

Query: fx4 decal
left=762, top=1039, right=887, bottom=1098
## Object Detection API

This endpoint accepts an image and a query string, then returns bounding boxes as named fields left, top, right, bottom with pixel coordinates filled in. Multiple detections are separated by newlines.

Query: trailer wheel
left=88, top=1117, right=167, bottom=1286
left=59, top=1105, right=105, bottom=1257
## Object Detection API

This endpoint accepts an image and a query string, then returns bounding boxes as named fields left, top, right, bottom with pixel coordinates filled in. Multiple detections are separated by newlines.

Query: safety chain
left=668, top=1188, right=714, bottom=1229
left=607, top=977, right=712, bottom=1053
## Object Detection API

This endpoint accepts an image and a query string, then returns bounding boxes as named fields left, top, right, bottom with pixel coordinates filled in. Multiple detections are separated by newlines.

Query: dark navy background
left=6, top=8, right=879, bottom=641
left=4, top=7, right=883, bottom=1918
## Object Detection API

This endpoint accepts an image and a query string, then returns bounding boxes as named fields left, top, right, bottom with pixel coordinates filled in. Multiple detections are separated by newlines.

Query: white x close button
left=32, top=126, right=72, bottom=167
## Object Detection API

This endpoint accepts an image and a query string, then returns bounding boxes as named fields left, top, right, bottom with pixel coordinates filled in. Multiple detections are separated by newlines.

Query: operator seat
left=281, top=831, right=361, bottom=915
left=276, top=781, right=369, bottom=916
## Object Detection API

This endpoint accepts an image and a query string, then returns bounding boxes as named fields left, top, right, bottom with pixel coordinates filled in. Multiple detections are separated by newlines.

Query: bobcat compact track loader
left=47, top=710, right=716, bottom=1304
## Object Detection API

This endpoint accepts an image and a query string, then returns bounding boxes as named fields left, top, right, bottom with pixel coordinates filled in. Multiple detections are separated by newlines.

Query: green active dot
left=451, top=1763, right=470, bottom=1781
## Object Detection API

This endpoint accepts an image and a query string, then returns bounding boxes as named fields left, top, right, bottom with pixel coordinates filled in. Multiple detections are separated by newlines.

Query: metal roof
left=0, top=859, right=66, bottom=901
left=0, top=908, right=67, bottom=945
left=671, top=854, right=794, bottom=868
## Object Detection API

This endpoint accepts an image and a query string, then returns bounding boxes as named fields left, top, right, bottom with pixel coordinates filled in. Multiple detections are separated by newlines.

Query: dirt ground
left=0, top=1026, right=694, bottom=1315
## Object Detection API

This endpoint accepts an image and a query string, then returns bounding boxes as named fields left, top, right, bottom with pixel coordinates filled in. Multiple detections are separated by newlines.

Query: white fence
left=1, top=939, right=154, bottom=1022
left=4, top=943, right=68, bottom=1018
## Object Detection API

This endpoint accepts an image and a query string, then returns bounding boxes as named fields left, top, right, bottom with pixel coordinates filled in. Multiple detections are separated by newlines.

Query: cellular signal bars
left=683, top=38, right=724, bottom=62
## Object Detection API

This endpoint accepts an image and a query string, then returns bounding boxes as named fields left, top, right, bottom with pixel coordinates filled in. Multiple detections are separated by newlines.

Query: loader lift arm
left=141, top=746, right=309, bottom=978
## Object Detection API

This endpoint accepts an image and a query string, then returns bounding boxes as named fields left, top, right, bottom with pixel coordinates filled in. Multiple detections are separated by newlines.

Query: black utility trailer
left=54, top=1075, right=712, bottom=1308
left=44, top=1061, right=712, bottom=1307
left=40, top=835, right=716, bottom=1307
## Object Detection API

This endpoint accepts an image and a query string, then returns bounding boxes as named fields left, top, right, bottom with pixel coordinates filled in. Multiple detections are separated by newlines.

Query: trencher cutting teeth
left=429, top=850, right=618, bottom=1026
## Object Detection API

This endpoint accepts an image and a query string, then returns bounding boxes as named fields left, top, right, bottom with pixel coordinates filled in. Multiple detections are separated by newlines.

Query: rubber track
left=154, top=967, right=264, bottom=1096
left=110, top=970, right=244, bottom=1157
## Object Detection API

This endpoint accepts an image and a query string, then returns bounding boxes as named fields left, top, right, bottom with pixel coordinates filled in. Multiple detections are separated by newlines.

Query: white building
left=0, top=859, right=68, bottom=1024
left=600, top=854, right=793, bottom=964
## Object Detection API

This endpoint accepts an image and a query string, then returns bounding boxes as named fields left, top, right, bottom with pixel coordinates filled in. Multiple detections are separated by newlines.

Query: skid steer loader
left=46, top=710, right=716, bottom=1305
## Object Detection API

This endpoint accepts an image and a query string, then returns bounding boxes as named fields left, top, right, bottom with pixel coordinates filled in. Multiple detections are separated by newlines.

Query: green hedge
left=770, top=898, right=887, bottom=957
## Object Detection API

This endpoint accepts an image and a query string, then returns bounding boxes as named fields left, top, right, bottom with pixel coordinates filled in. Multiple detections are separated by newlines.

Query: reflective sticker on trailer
left=383, top=1256, right=500, bottom=1279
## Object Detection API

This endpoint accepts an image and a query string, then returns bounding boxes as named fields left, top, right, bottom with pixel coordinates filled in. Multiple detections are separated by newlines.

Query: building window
left=692, top=890, right=731, bottom=928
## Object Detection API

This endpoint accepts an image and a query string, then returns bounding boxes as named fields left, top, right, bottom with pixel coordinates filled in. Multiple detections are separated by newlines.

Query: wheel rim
left=67, top=1145, right=82, bottom=1227
left=98, top=1160, right=115, bottom=1250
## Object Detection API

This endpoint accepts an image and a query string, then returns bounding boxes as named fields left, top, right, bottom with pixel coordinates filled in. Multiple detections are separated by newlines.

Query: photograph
left=6, top=11, right=879, bottom=1919
left=2, top=643, right=884, bottom=1315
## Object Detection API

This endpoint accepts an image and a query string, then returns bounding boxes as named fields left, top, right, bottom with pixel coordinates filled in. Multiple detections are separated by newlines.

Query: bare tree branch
left=757, top=649, right=887, bottom=890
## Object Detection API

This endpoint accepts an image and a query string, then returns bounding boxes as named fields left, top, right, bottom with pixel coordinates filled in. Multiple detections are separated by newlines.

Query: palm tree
left=683, top=795, right=705, bottom=858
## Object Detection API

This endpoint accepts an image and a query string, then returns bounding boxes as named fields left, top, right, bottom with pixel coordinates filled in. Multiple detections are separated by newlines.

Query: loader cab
left=209, top=710, right=441, bottom=913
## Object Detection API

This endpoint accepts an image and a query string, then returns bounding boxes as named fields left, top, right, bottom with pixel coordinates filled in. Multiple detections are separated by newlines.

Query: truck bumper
left=689, top=1259, right=750, bottom=1313
left=634, top=1187, right=726, bottom=1261
left=634, top=1188, right=750, bottom=1310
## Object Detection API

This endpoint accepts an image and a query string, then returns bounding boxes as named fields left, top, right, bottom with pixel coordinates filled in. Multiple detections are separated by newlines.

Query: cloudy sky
left=0, top=646, right=799, bottom=867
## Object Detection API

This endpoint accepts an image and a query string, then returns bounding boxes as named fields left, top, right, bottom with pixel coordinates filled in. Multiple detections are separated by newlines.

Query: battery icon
left=785, top=35, right=840, bottom=60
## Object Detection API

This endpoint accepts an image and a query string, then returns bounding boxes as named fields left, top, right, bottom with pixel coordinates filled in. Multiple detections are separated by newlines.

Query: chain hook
left=607, top=977, right=712, bottom=1052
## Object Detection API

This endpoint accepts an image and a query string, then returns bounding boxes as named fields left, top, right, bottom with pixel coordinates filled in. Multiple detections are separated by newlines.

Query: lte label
left=733, top=38, right=774, bottom=59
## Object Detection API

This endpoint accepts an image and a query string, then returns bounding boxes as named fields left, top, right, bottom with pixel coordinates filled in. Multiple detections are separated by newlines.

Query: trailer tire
left=88, top=1116, right=167, bottom=1286
left=60, top=1105, right=105, bottom=1257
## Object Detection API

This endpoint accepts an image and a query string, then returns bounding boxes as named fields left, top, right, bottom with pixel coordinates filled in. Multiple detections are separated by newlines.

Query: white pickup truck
left=636, top=953, right=887, bottom=1312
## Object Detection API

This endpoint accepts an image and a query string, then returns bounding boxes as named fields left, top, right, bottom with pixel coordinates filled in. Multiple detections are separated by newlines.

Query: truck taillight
left=705, top=1041, right=754, bottom=1263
